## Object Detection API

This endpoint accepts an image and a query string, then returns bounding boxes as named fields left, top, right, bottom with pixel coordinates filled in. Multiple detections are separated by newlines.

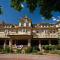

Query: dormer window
left=41, top=25, right=42, bottom=27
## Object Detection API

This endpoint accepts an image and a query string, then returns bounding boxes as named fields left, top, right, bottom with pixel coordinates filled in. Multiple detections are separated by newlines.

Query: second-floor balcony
left=7, top=31, right=31, bottom=35
left=0, top=32, right=10, bottom=38
left=0, top=31, right=59, bottom=39
left=33, top=33, right=58, bottom=38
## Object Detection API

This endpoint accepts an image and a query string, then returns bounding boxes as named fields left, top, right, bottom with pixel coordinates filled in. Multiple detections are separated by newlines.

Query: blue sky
left=0, top=0, right=60, bottom=25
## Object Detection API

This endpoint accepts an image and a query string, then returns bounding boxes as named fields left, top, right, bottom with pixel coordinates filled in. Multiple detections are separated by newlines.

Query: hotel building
left=0, top=16, right=60, bottom=50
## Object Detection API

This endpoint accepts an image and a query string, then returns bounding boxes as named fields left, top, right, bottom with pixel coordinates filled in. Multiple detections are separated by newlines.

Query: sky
left=0, top=0, right=60, bottom=25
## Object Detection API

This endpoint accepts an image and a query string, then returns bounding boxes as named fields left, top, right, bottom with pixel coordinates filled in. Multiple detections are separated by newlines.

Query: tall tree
left=11, top=0, right=60, bottom=19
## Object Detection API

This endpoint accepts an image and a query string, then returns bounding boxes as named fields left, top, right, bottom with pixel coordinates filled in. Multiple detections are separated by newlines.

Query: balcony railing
left=0, top=31, right=59, bottom=38
left=0, top=32, right=10, bottom=38
left=6, top=31, right=32, bottom=35
left=33, top=33, right=58, bottom=38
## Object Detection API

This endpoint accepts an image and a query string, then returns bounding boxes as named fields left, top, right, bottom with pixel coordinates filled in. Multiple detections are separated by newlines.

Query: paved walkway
left=0, top=54, right=60, bottom=60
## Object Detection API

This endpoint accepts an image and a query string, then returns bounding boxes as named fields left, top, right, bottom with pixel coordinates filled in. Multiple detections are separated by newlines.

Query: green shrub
left=25, top=46, right=39, bottom=53
left=56, top=45, right=60, bottom=50
left=25, top=47, right=32, bottom=53
left=43, top=45, right=49, bottom=50
left=37, top=51, right=44, bottom=55
left=16, top=49, right=21, bottom=53
left=0, top=48, right=2, bottom=52
left=3, top=46, right=13, bottom=53
left=49, top=50, right=60, bottom=55
left=0, top=45, right=3, bottom=49
left=32, top=46, right=39, bottom=53
left=42, top=45, right=56, bottom=51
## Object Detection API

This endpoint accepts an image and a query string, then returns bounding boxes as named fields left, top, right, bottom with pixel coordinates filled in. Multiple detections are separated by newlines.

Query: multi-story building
left=0, top=16, right=60, bottom=50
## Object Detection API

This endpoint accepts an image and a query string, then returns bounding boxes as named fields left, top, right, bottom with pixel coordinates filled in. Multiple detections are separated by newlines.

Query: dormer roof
left=20, top=16, right=32, bottom=23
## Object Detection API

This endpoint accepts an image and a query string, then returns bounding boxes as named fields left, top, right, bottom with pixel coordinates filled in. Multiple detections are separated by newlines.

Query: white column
left=39, top=40, right=42, bottom=51
left=9, top=39, right=12, bottom=48
left=29, top=23, right=31, bottom=27
left=28, top=39, right=31, bottom=47
left=3, top=40, right=6, bottom=50
left=19, top=22, right=21, bottom=27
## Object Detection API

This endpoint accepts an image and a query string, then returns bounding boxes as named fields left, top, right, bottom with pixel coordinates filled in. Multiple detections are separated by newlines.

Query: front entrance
left=16, top=40, right=28, bottom=45
left=12, top=40, right=28, bottom=48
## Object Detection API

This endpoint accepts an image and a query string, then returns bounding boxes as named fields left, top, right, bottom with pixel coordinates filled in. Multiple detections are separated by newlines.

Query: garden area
left=0, top=45, right=60, bottom=55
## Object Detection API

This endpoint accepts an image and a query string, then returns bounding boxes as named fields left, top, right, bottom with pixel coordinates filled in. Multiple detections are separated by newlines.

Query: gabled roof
left=20, top=16, right=32, bottom=23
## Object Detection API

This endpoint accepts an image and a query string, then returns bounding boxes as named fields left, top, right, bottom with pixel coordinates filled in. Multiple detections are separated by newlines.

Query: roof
left=56, top=21, right=60, bottom=24
left=32, top=23, right=55, bottom=28
left=20, top=16, right=32, bottom=23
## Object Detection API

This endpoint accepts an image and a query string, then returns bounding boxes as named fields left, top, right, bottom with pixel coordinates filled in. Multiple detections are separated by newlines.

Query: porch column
left=39, top=40, right=42, bottom=51
left=9, top=39, right=12, bottom=49
left=28, top=39, right=31, bottom=47
left=3, top=40, right=6, bottom=50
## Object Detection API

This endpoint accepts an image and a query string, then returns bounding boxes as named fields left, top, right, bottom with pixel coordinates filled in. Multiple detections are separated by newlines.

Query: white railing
left=8, top=32, right=31, bottom=35
left=0, top=32, right=10, bottom=38
left=0, top=31, right=59, bottom=38
left=33, top=33, right=58, bottom=38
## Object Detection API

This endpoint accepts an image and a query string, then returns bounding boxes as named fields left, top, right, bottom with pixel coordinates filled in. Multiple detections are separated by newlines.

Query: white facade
left=0, top=16, right=60, bottom=39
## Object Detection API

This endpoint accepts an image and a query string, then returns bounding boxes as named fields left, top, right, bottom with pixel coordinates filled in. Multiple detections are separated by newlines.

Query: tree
left=11, top=0, right=60, bottom=19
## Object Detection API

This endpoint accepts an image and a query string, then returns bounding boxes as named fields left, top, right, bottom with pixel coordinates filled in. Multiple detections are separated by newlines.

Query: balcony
left=7, top=32, right=31, bottom=35
left=33, top=33, right=58, bottom=38
left=0, top=32, right=10, bottom=38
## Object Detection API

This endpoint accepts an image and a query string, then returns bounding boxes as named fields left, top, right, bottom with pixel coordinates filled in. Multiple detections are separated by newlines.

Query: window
left=23, top=29, right=25, bottom=32
left=49, top=30, right=52, bottom=33
left=45, top=30, right=48, bottom=33
left=26, top=29, right=29, bottom=32
left=36, top=30, right=39, bottom=33
left=22, top=29, right=25, bottom=32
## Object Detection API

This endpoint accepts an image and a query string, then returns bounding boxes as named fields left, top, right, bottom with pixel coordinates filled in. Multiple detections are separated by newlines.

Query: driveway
left=0, top=54, right=60, bottom=60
